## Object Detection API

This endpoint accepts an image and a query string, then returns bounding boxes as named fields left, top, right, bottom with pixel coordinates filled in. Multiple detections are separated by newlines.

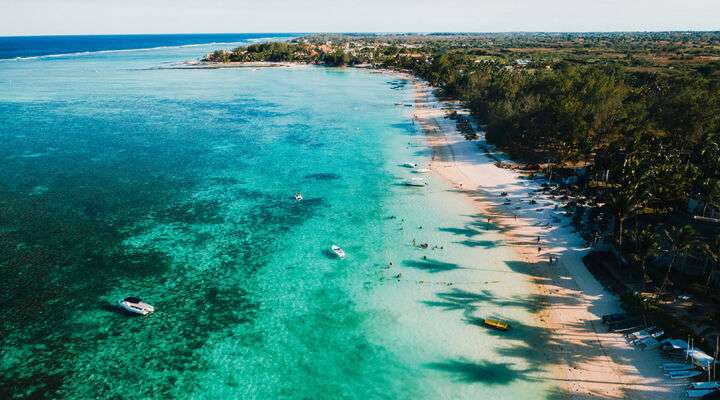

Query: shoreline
left=410, top=79, right=684, bottom=398
left=172, top=60, right=304, bottom=69
left=172, top=60, right=686, bottom=397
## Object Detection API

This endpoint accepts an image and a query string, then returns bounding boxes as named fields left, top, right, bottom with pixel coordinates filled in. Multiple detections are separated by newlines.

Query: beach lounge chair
left=606, top=317, right=637, bottom=330
left=630, top=331, right=664, bottom=346
left=608, top=318, right=642, bottom=333
left=635, top=337, right=663, bottom=351
left=661, top=339, right=689, bottom=352
left=701, top=391, right=720, bottom=400
left=690, top=382, right=720, bottom=390
left=687, top=389, right=720, bottom=398
left=667, top=369, right=702, bottom=379
left=663, top=362, right=695, bottom=371
left=627, top=328, right=663, bottom=343
left=624, top=326, right=657, bottom=340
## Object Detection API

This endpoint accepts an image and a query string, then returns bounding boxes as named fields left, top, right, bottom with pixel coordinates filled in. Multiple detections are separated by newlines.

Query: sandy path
left=411, top=81, right=684, bottom=399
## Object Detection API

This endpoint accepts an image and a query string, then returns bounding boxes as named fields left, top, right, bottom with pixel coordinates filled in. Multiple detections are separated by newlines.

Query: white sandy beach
left=411, top=80, right=685, bottom=399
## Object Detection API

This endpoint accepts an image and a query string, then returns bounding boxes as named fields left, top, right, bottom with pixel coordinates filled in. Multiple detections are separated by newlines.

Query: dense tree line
left=205, top=42, right=350, bottom=66
left=414, top=51, right=720, bottom=213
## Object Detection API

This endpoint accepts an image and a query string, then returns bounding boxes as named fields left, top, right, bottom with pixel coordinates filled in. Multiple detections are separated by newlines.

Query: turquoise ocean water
left=0, top=41, right=553, bottom=399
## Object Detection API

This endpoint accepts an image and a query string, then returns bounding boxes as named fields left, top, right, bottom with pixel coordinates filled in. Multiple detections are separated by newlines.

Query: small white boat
left=118, top=297, right=155, bottom=315
left=668, top=370, right=702, bottom=379
left=415, top=168, right=431, bottom=174
left=402, top=178, right=427, bottom=187
left=401, top=162, right=417, bottom=168
left=294, top=192, right=303, bottom=201
left=331, top=245, right=346, bottom=259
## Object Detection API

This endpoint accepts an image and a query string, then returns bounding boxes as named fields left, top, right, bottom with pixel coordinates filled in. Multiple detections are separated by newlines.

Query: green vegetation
left=205, top=41, right=349, bottom=65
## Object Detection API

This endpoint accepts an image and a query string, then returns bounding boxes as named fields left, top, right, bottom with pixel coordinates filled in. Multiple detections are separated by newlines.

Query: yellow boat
left=483, top=318, right=509, bottom=331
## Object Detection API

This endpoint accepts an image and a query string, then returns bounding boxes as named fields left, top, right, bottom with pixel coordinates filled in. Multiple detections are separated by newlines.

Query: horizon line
left=2, top=30, right=720, bottom=38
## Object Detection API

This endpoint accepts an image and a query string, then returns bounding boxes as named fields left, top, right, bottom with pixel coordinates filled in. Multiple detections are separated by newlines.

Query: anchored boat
left=331, top=245, right=346, bottom=259
left=118, top=297, right=155, bottom=315
left=402, top=177, right=427, bottom=187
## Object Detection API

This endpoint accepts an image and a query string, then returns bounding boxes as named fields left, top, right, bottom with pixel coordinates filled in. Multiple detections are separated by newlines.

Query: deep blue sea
left=0, top=36, right=551, bottom=399
left=0, top=33, right=297, bottom=59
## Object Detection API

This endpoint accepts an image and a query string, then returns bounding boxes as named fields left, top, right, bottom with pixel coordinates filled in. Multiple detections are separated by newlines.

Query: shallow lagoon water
left=0, top=43, right=551, bottom=399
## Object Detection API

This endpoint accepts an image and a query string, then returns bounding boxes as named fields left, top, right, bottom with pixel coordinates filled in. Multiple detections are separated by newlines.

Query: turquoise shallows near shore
left=0, top=44, right=551, bottom=399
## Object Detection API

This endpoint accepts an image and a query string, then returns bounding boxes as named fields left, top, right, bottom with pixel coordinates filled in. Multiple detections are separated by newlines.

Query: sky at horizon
left=1, top=0, right=718, bottom=36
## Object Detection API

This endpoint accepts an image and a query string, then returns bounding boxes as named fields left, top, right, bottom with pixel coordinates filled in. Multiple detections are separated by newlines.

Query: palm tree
left=658, top=224, right=699, bottom=295
left=608, top=188, right=644, bottom=247
left=696, top=178, right=720, bottom=217
left=629, top=229, right=659, bottom=290
left=606, top=144, right=652, bottom=247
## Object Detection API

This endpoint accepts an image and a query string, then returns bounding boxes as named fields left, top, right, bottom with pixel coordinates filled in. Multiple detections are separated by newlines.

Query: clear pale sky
left=1, top=0, right=718, bottom=36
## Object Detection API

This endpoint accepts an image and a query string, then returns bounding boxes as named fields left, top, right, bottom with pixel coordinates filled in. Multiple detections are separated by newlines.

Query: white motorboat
left=414, top=168, right=431, bottom=174
left=118, top=297, right=155, bottom=315
left=402, top=178, right=427, bottom=187
left=668, top=370, right=703, bottom=379
left=331, top=245, right=346, bottom=259
left=401, top=162, right=417, bottom=168
left=295, top=192, right=303, bottom=201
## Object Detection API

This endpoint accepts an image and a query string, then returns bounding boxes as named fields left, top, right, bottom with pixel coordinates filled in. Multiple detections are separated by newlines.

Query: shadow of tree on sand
left=455, top=239, right=502, bottom=248
left=439, top=226, right=484, bottom=237
left=426, top=359, right=537, bottom=385
left=422, top=287, right=576, bottom=315
left=402, top=258, right=462, bottom=273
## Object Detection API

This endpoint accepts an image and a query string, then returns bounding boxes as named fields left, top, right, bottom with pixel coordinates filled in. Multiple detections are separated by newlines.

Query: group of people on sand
left=412, top=238, right=443, bottom=250
left=536, top=235, right=559, bottom=264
